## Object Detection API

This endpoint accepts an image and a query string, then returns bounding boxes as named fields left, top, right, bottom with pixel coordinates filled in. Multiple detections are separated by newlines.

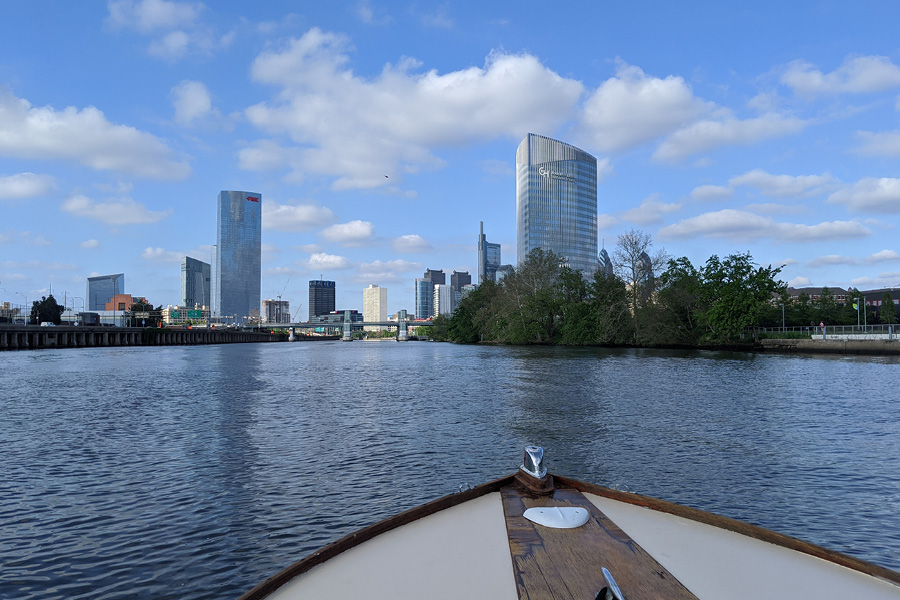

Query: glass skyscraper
left=308, top=280, right=336, bottom=320
left=478, top=221, right=501, bottom=284
left=215, top=190, right=261, bottom=321
left=516, top=133, right=598, bottom=275
left=181, top=256, right=211, bottom=308
left=87, top=273, right=124, bottom=311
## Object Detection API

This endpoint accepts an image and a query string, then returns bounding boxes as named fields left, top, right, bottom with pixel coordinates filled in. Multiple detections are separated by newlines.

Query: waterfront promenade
left=0, top=324, right=285, bottom=350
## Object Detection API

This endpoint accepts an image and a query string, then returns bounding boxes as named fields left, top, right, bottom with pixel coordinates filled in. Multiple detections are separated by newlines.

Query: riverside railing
left=754, top=324, right=897, bottom=340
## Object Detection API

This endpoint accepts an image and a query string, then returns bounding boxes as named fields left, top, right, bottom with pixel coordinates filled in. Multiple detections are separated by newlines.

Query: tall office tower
left=450, top=271, right=471, bottom=294
left=415, top=278, right=433, bottom=319
left=433, top=284, right=456, bottom=317
left=181, top=257, right=211, bottom=308
left=262, top=299, right=290, bottom=324
left=516, top=133, right=598, bottom=275
left=478, top=221, right=502, bottom=284
left=363, top=284, right=388, bottom=331
left=598, top=246, right=614, bottom=278
left=308, top=280, right=336, bottom=320
left=215, top=190, right=261, bottom=321
left=87, top=273, right=124, bottom=311
left=423, top=269, right=445, bottom=285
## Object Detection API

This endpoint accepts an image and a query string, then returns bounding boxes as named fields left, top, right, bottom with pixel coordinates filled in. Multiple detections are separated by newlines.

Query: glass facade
left=215, top=191, right=261, bottom=321
left=87, top=273, right=124, bottom=311
left=181, top=256, right=211, bottom=308
left=308, top=280, right=336, bottom=320
left=415, top=278, right=433, bottom=319
left=516, top=133, right=598, bottom=275
left=478, top=221, right=502, bottom=284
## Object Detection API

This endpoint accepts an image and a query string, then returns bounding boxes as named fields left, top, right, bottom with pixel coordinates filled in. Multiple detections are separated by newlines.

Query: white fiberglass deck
left=586, top=494, right=900, bottom=600
left=266, top=492, right=518, bottom=600
left=258, top=489, right=900, bottom=600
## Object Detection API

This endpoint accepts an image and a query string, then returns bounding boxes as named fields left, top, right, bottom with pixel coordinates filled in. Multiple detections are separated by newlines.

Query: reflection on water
left=1, top=343, right=898, bottom=599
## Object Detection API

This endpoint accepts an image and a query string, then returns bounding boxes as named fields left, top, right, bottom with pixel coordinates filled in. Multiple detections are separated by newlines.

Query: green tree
left=446, top=281, right=499, bottom=343
left=491, top=248, right=564, bottom=344
left=699, top=252, right=784, bottom=342
left=131, top=301, right=163, bottom=327
left=30, top=294, right=65, bottom=325
left=879, top=292, right=897, bottom=324
left=653, top=257, right=704, bottom=345
left=587, top=270, right=632, bottom=344
left=812, top=287, right=840, bottom=325
left=556, top=266, right=593, bottom=345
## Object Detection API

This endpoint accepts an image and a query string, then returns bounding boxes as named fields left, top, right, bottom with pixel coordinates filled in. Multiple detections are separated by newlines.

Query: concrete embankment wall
left=0, top=326, right=285, bottom=351
left=759, top=338, right=900, bottom=355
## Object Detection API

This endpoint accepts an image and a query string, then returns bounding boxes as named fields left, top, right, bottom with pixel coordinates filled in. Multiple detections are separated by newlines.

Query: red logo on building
left=247, top=196, right=259, bottom=202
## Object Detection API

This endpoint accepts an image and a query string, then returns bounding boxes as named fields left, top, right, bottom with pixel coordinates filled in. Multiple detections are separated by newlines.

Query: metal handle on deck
left=595, top=567, right=625, bottom=600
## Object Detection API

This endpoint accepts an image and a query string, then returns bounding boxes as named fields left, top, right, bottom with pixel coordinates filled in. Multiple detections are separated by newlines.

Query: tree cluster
left=436, top=231, right=789, bottom=346
left=30, top=295, right=65, bottom=325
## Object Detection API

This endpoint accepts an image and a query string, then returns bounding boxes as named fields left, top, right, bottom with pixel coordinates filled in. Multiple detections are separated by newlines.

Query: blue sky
left=2, top=1, right=900, bottom=317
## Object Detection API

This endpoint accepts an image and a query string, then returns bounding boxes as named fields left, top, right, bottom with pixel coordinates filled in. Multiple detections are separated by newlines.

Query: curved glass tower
left=516, top=133, right=598, bottom=274
left=215, top=190, right=261, bottom=321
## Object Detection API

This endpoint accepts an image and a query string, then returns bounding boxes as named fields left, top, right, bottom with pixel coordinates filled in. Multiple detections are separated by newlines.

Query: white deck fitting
left=267, top=492, right=518, bottom=600
left=585, top=493, right=900, bottom=600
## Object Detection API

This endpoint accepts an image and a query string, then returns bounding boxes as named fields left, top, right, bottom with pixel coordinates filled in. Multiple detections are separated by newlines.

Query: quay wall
left=759, top=337, right=900, bottom=355
left=0, top=325, right=286, bottom=351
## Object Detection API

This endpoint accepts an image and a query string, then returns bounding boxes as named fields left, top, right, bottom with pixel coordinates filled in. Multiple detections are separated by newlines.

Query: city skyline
left=3, top=2, right=900, bottom=317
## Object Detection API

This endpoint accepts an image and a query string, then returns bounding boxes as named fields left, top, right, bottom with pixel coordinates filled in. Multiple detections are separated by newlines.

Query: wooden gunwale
left=238, top=473, right=900, bottom=599
left=236, top=475, right=514, bottom=600
left=556, top=475, right=900, bottom=588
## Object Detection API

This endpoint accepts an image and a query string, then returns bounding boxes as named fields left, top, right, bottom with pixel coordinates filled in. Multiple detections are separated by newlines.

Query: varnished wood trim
left=555, top=475, right=900, bottom=588
left=236, top=475, right=514, bottom=600
left=502, top=485, right=698, bottom=599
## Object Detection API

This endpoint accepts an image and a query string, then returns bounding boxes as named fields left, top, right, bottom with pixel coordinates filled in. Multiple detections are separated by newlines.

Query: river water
left=1, top=341, right=899, bottom=599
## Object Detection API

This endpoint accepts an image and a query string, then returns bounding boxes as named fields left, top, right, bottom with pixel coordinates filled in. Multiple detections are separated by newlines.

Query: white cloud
left=729, top=169, right=838, bottom=198
left=788, top=276, right=812, bottom=287
left=107, top=0, right=202, bottom=33
left=170, top=80, right=217, bottom=126
left=238, top=140, right=301, bottom=172
left=653, top=113, right=806, bottom=162
left=0, top=92, right=190, bottom=180
left=246, top=29, right=583, bottom=189
left=690, top=184, right=731, bottom=202
left=321, top=220, right=375, bottom=244
left=867, top=250, right=900, bottom=263
left=780, top=55, right=900, bottom=95
left=597, top=214, right=618, bottom=230
left=141, top=246, right=183, bottom=262
left=392, top=234, right=431, bottom=253
left=0, top=173, right=56, bottom=200
left=620, top=194, right=681, bottom=225
left=854, top=130, right=900, bottom=157
left=62, top=194, right=171, bottom=225
left=806, top=254, right=855, bottom=267
left=828, top=178, right=900, bottom=213
left=580, top=62, right=713, bottom=153
left=659, top=209, right=870, bottom=242
left=307, top=252, right=352, bottom=270
left=262, top=201, right=336, bottom=232
left=357, top=259, right=423, bottom=282
left=81, top=239, right=100, bottom=248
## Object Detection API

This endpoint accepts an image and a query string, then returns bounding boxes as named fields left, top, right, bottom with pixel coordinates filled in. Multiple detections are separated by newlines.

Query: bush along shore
left=422, top=243, right=896, bottom=353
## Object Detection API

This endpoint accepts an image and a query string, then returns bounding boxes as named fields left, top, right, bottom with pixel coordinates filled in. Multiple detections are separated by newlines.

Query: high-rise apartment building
left=262, top=299, right=290, bottom=324
left=478, top=221, right=502, bottom=284
left=363, top=284, right=388, bottom=331
left=433, top=284, right=456, bottom=317
left=87, top=273, right=124, bottom=311
left=516, top=133, right=598, bottom=275
left=181, top=256, right=211, bottom=308
left=214, top=190, right=261, bottom=321
left=424, top=269, right=445, bottom=285
left=309, top=280, right=336, bottom=321
left=415, top=278, right=433, bottom=320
